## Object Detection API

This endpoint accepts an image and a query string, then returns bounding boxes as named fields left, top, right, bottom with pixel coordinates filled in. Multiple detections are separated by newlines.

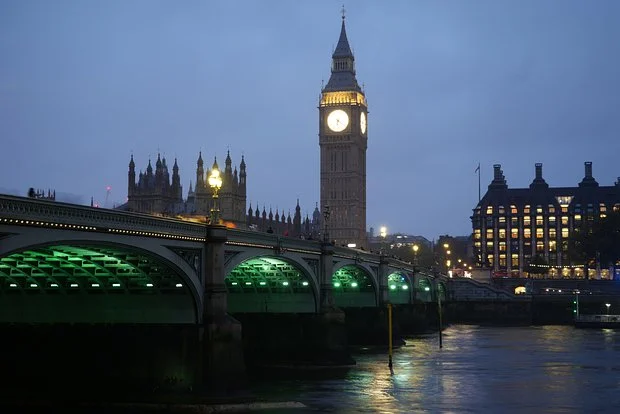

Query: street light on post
left=606, top=303, right=611, bottom=315
left=412, top=244, right=419, bottom=269
left=380, top=226, right=387, bottom=254
left=443, top=244, right=450, bottom=275
left=208, top=159, right=223, bottom=225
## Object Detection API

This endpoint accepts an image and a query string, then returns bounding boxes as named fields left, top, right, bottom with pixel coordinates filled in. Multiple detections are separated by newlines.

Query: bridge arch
left=225, top=254, right=317, bottom=313
left=416, top=275, right=434, bottom=303
left=332, top=263, right=377, bottom=307
left=387, top=271, right=413, bottom=304
left=0, top=240, right=201, bottom=324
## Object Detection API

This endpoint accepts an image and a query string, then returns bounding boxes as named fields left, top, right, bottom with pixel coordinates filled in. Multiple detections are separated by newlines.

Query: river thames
left=253, top=325, right=620, bottom=413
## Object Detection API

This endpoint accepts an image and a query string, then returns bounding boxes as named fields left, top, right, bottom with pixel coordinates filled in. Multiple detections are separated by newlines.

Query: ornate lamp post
left=322, top=205, right=330, bottom=243
left=412, top=244, right=419, bottom=270
left=208, top=159, right=223, bottom=225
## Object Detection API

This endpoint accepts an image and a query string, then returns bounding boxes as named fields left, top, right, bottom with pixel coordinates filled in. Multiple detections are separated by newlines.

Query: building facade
left=319, top=16, right=368, bottom=249
left=126, top=151, right=247, bottom=226
left=472, top=162, right=620, bottom=278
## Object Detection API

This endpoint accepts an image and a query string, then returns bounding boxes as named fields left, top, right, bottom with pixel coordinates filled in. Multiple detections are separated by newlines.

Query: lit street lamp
left=413, top=244, right=419, bottom=267
left=606, top=303, right=611, bottom=315
left=380, top=226, right=387, bottom=254
left=208, top=158, right=223, bottom=225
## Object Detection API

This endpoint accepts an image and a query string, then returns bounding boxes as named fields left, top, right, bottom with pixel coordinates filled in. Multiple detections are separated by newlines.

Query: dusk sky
left=1, top=1, right=619, bottom=240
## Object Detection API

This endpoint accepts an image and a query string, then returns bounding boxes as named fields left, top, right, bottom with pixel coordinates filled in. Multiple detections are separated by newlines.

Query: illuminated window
left=549, top=241, right=556, bottom=252
left=574, top=214, right=581, bottom=221
left=499, top=255, right=507, bottom=267
left=536, top=206, right=543, bottom=214
left=536, top=241, right=544, bottom=252
left=499, top=206, right=505, bottom=214
left=601, top=213, right=607, bottom=219
left=524, top=216, right=531, bottom=226
left=499, top=216, right=506, bottom=225
left=499, top=229, right=506, bottom=239
left=511, top=205, right=518, bottom=214
left=524, top=205, right=531, bottom=214
left=499, top=242, right=506, bottom=252
left=549, top=228, right=556, bottom=239
left=536, top=228, right=544, bottom=238
left=549, top=216, right=556, bottom=224
left=474, top=241, right=481, bottom=248
left=536, top=216, right=544, bottom=226
left=524, top=228, right=531, bottom=239
left=511, top=217, right=519, bottom=226
left=474, top=229, right=481, bottom=240
left=614, top=204, right=620, bottom=212
left=561, top=216, right=569, bottom=225
left=511, top=254, right=519, bottom=267
left=561, top=228, right=569, bottom=238
left=487, top=255, right=494, bottom=266
left=600, top=204, right=607, bottom=212
left=486, top=206, right=493, bottom=215
left=548, top=205, right=555, bottom=214
left=561, top=207, right=568, bottom=213
left=486, top=241, right=494, bottom=249
left=486, top=229, right=493, bottom=239
left=562, top=241, right=569, bottom=251
left=511, top=228, right=519, bottom=239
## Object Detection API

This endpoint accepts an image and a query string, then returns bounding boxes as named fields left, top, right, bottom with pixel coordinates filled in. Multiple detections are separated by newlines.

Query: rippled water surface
left=256, top=325, right=620, bottom=413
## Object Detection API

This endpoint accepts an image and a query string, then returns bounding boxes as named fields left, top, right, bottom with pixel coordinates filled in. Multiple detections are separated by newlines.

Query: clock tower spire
left=319, top=14, right=368, bottom=249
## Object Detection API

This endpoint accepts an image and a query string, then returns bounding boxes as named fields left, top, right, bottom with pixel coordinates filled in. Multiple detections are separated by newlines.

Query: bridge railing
left=0, top=195, right=206, bottom=240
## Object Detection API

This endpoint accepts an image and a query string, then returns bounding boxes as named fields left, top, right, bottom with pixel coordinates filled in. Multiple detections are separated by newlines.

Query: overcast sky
left=1, top=0, right=619, bottom=240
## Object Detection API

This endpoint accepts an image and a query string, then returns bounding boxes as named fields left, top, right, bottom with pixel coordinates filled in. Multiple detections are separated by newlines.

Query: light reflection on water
left=257, top=325, right=620, bottom=413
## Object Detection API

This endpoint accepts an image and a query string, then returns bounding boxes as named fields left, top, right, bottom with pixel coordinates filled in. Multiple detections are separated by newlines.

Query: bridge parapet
left=0, top=195, right=204, bottom=240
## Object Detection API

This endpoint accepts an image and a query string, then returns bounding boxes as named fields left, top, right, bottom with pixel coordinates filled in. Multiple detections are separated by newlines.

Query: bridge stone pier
left=0, top=195, right=447, bottom=394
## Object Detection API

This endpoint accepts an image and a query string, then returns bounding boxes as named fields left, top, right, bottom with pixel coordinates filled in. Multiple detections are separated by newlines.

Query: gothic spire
left=333, top=14, right=353, bottom=58
left=324, top=14, right=361, bottom=92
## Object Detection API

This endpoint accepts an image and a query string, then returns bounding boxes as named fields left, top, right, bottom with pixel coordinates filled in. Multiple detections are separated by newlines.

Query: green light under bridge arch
left=226, top=256, right=315, bottom=313
left=417, top=278, right=433, bottom=302
left=0, top=244, right=196, bottom=324
left=332, top=265, right=376, bottom=307
left=387, top=272, right=412, bottom=304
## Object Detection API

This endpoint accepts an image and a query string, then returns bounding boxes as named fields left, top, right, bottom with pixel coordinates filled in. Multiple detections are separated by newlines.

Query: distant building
left=27, top=188, right=55, bottom=201
left=471, top=162, right=620, bottom=278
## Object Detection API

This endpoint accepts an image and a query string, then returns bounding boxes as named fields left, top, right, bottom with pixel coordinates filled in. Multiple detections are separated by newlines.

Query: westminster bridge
left=0, top=195, right=447, bottom=393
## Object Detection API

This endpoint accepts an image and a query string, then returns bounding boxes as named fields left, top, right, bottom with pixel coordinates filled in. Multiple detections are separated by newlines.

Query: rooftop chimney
left=530, top=162, right=548, bottom=189
left=579, top=161, right=599, bottom=188
left=489, top=164, right=508, bottom=190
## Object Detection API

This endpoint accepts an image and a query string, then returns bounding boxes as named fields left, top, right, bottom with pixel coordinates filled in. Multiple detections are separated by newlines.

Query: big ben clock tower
left=319, top=14, right=368, bottom=249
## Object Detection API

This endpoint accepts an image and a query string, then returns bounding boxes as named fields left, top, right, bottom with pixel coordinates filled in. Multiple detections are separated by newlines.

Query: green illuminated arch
left=0, top=245, right=196, bottom=323
left=417, top=277, right=433, bottom=302
left=332, top=265, right=376, bottom=307
left=226, top=256, right=315, bottom=313
left=387, top=272, right=412, bottom=304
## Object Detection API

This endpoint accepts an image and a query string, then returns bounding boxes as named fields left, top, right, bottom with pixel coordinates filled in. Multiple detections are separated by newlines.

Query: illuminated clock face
left=327, top=109, right=349, bottom=132
left=360, top=112, right=367, bottom=134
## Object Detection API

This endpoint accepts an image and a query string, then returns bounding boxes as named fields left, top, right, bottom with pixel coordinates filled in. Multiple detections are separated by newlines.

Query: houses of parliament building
left=125, top=151, right=323, bottom=238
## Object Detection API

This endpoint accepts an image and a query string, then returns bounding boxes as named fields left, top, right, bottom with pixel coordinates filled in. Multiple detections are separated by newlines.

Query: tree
left=568, top=210, right=620, bottom=268
left=526, top=254, right=549, bottom=276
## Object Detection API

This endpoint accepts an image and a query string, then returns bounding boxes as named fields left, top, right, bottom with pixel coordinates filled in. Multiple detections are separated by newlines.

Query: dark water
left=256, top=325, right=620, bottom=413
